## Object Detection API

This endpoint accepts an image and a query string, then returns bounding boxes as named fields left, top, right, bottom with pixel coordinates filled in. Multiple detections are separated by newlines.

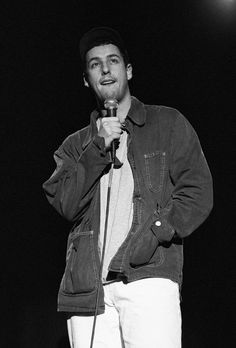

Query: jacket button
left=155, top=220, right=161, bottom=227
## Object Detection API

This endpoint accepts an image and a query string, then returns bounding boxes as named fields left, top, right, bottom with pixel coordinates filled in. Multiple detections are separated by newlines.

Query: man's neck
left=116, top=95, right=131, bottom=123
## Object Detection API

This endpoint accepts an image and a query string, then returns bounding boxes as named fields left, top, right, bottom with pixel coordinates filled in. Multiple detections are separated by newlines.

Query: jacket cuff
left=151, top=217, right=175, bottom=243
left=92, top=134, right=108, bottom=157
left=92, top=135, right=123, bottom=167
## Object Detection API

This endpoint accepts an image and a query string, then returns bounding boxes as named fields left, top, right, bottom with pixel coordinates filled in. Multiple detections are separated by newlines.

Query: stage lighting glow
left=203, top=0, right=236, bottom=20
left=214, top=0, right=235, bottom=8
left=214, top=0, right=234, bottom=7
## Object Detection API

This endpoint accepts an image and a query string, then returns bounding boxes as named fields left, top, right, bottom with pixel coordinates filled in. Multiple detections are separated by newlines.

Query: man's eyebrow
left=107, top=54, right=121, bottom=59
left=87, top=54, right=121, bottom=65
left=87, top=56, right=99, bottom=64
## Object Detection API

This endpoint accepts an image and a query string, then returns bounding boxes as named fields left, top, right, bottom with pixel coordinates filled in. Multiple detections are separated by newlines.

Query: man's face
left=84, top=44, right=132, bottom=104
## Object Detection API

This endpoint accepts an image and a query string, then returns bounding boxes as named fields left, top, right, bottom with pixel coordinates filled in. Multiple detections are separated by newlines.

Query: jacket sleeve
left=42, top=132, right=112, bottom=222
left=152, top=112, right=213, bottom=242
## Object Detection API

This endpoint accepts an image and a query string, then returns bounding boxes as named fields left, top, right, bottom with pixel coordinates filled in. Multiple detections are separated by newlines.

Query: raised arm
left=43, top=132, right=111, bottom=222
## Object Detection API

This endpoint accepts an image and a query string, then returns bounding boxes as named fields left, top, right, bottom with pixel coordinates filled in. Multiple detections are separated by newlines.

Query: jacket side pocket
left=129, top=212, right=164, bottom=268
left=62, top=230, right=97, bottom=295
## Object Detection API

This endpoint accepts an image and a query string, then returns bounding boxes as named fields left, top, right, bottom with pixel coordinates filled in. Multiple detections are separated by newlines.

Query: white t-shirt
left=98, top=127, right=134, bottom=282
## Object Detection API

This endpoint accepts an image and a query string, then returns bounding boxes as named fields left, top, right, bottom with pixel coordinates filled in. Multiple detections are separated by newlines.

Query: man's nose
left=101, top=62, right=110, bottom=74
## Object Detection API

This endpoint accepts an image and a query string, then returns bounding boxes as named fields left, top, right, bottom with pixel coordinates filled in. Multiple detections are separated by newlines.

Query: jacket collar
left=127, top=96, right=146, bottom=126
left=82, top=96, right=146, bottom=150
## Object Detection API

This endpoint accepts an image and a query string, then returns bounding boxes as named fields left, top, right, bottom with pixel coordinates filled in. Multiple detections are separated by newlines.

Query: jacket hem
left=126, top=271, right=182, bottom=287
left=57, top=305, right=105, bottom=315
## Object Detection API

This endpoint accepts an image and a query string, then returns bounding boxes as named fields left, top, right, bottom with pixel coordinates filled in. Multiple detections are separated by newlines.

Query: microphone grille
left=104, top=98, right=118, bottom=109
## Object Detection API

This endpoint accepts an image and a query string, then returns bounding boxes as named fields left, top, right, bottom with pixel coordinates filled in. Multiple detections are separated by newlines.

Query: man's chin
left=100, top=91, right=119, bottom=103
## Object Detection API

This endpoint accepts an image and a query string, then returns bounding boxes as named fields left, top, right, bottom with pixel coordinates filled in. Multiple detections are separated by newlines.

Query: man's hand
left=98, top=117, right=122, bottom=149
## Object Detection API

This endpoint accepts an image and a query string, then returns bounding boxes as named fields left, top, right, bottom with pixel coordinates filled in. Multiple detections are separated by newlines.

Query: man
left=43, top=27, right=213, bottom=348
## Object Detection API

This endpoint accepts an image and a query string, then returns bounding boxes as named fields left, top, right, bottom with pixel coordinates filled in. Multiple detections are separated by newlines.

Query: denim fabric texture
left=43, top=97, right=213, bottom=314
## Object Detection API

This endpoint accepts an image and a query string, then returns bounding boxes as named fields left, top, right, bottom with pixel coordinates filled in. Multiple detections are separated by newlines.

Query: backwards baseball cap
left=79, top=26, right=129, bottom=68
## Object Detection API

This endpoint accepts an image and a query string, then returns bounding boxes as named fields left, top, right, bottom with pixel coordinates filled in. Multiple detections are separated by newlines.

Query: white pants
left=67, top=278, right=181, bottom=348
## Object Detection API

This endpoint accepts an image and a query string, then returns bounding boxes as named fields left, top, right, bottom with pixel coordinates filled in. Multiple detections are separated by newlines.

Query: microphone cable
left=89, top=161, right=114, bottom=348
left=90, top=98, right=118, bottom=347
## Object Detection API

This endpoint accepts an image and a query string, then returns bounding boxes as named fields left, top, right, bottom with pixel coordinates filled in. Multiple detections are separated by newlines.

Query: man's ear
left=126, top=63, right=133, bottom=81
left=83, top=73, right=89, bottom=88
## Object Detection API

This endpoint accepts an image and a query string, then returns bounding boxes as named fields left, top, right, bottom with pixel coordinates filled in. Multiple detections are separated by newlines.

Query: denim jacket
left=43, top=97, right=213, bottom=314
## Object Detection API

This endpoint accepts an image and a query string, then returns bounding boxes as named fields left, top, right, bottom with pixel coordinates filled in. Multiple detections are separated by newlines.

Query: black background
left=1, top=0, right=235, bottom=347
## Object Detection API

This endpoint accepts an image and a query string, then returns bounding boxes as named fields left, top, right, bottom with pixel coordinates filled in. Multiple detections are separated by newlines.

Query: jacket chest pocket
left=144, top=151, right=166, bottom=193
left=62, top=230, right=97, bottom=295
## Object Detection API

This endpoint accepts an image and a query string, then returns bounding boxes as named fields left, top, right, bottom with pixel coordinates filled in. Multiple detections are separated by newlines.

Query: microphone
left=104, top=98, right=119, bottom=163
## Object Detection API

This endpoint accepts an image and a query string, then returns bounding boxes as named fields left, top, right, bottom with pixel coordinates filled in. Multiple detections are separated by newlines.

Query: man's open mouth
left=101, top=79, right=116, bottom=85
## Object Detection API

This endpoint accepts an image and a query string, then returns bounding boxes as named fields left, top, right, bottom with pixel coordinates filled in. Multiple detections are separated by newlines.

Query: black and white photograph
left=1, top=1, right=235, bottom=347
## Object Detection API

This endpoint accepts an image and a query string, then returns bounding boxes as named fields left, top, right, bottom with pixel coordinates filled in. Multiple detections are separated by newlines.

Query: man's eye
left=110, top=58, right=119, bottom=64
left=90, top=62, right=99, bottom=69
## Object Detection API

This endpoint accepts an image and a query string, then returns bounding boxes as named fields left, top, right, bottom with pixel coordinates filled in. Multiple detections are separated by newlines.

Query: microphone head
left=104, top=98, right=118, bottom=110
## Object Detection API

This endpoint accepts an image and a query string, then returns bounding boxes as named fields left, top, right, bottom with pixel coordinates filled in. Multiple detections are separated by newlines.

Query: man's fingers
left=98, top=117, right=123, bottom=148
